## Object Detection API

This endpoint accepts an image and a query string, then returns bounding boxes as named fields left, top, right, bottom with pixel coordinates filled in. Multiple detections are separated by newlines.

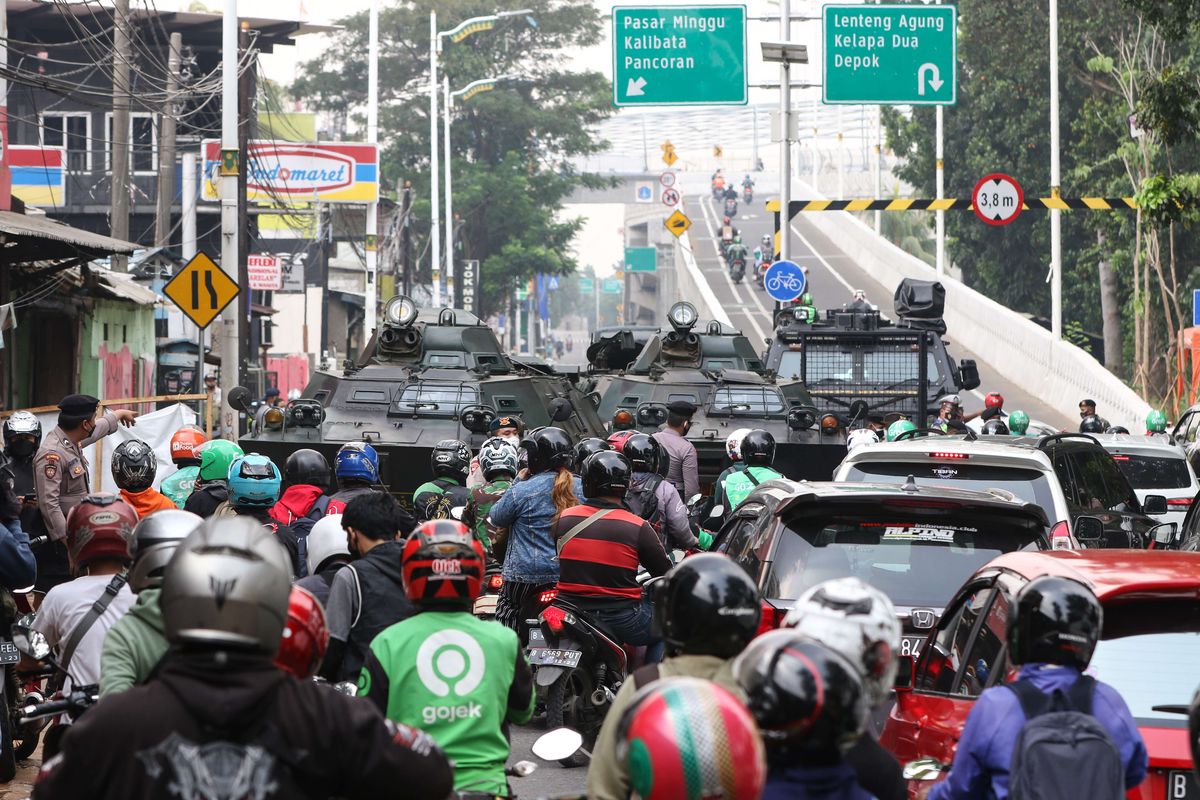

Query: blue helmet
left=335, top=441, right=379, bottom=484
left=226, top=454, right=282, bottom=508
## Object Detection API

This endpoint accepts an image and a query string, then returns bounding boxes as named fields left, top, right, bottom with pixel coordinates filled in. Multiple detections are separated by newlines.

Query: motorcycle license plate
left=526, top=648, right=582, bottom=669
left=473, top=595, right=498, bottom=616
left=0, top=641, right=19, bottom=665
left=1167, top=771, right=1200, bottom=800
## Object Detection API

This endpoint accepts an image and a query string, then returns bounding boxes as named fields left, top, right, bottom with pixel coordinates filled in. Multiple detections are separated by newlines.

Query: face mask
left=501, top=434, right=519, bottom=446
left=6, top=439, right=35, bottom=459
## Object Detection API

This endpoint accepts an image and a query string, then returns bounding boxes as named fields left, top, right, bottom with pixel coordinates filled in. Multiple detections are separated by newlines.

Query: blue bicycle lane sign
left=764, top=259, right=807, bottom=302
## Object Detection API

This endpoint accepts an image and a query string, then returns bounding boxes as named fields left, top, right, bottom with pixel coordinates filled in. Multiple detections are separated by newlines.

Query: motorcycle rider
left=794, top=291, right=819, bottom=324
left=1008, top=409, right=1031, bottom=436
left=222, top=454, right=301, bottom=577
left=488, top=427, right=582, bottom=642
left=621, top=434, right=705, bottom=553
left=735, top=631, right=873, bottom=800
left=589, top=553, right=760, bottom=800
left=270, top=448, right=332, bottom=540
left=5, top=411, right=57, bottom=589
left=783, top=578, right=907, bottom=800
left=183, top=438, right=243, bottom=518
left=111, top=439, right=176, bottom=519
left=159, top=426, right=205, bottom=509
left=413, top=439, right=472, bottom=521
left=743, top=173, right=756, bottom=192
left=359, top=520, right=534, bottom=797
left=924, top=576, right=1146, bottom=800
left=886, top=418, right=917, bottom=441
left=33, top=516, right=455, bottom=800
left=321, top=492, right=416, bottom=683
left=727, top=234, right=749, bottom=273
left=462, top=437, right=518, bottom=558
left=100, top=509, right=202, bottom=696
left=553, top=450, right=672, bottom=663
left=846, top=289, right=873, bottom=312
left=1080, top=414, right=1109, bottom=434
left=327, top=441, right=417, bottom=534
left=755, top=233, right=773, bottom=272
left=981, top=418, right=1011, bottom=436
left=715, top=428, right=752, bottom=489
left=467, top=415, right=524, bottom=488
left=295, top=513, right=351, bottom=607
left=713, top=429, right=783, bottom=522
left=1146, top=409, right=1169, bottom=437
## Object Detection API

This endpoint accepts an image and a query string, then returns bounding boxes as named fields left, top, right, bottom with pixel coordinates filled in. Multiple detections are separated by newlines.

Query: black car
left=714, top=479, right=1051, bottom=659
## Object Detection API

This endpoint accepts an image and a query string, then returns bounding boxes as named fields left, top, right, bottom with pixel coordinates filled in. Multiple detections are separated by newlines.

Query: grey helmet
left=161, top=516, right=292, bottom=652
left=3, top=411, right=41, bottom=442
left=477, top=436, right=519, bottom=481
left=305, top=513, right=350, bottom=576
left=128, top=509, right=202, bottom=593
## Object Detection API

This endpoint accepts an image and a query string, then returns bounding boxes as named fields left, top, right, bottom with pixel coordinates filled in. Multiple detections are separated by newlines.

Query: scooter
left=724, top=197, right=738, bottom=218
left=730, top=257, right=746, bottom=284
left=9, top=614, right=85, bottom=763
left=473, top=563, right=504, bottom=621
left=743, top=186, right=754, bottom=204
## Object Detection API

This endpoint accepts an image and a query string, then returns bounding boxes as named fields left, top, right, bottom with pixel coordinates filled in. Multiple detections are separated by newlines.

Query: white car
left=1092, top=434, right=1198, bottom=526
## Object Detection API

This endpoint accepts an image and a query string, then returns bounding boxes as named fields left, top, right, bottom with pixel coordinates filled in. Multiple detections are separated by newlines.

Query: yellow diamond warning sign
left=664, top=209, right=691, bottom=238
left=163, top=251, right=240, bottom=329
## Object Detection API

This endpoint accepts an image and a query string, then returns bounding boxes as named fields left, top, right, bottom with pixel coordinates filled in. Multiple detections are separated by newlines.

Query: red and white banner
left=247, top=254, right=282, bottom=291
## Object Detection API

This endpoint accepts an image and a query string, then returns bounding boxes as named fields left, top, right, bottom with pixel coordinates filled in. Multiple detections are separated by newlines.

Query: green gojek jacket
left=160, top=466, right=200, bottom=509
left=720, top=465, right=784, bottom=511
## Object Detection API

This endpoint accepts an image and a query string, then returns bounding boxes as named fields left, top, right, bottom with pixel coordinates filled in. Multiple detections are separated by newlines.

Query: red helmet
left=65, top=494, right=137, bottom=573
left=616, top=677, right=766, bottom=800
left=274, top=585, right=329, bottom=679
left=606, top=430, right=636, bottom=451
left=170, top=426, right=207, bottom=465
left=402, top=520, right=485, bottom=607
left=985, top=392, right=1005, bottom=410
left=722, top=216, right=731, bottom=225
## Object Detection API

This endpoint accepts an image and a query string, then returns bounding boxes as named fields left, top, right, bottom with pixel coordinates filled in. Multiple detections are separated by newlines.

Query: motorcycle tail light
left=756, top=601, right=785, bottom=637
left=488, top=575, right=504, bottom=590
left=538, top=589, right=558, bottom=605
left=542, top=605, right=568, bottom=634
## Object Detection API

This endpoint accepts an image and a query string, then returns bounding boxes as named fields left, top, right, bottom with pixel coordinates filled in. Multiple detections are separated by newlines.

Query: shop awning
left=0, top=210, right=139, bottom=264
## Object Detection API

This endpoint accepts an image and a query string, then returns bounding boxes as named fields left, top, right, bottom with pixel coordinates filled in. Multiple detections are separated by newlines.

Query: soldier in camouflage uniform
left=462, top=437, right=519, bottom=559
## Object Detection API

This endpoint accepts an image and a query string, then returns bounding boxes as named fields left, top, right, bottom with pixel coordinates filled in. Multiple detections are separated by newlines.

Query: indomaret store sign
left=202, top=141, right=379, bottom=203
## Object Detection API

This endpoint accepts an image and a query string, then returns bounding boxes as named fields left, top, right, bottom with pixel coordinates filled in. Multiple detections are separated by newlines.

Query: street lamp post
left=761, top=39, right=809, bottom=265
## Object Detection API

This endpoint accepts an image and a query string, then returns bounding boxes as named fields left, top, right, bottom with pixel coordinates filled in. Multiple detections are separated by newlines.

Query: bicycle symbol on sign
left=766, top=273, right=804, bottom=293
left=763, top=260, right=807, bottom=303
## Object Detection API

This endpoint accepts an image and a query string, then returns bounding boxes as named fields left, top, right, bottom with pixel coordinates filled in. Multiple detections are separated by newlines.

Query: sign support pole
left=365, top=0, right=379, bottom=337
left=1049, top=0, right=1062, bottom=339
left=935, top=105, right=944, bottom=276
left=220, top=0, right=240, bottom=442
left=429, top=10, right=441, bottom=309
left=444, top=76, right=454, bottom=307
left=779, top=0, right=791, bottom=264
left=182, top=152, right=201, bottom=399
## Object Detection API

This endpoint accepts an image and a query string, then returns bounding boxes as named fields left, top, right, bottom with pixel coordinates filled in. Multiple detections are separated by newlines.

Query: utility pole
left=237, top=22, right=254, bottom=385
left=219, top=0, right=241, bottom=440
left=400, top=180, right=412, bottom=296
left=110, top=0, right=132, bottom=270
left=318, top=203, right=331, bottom=360
left=779, top=0, right=791, bottom=263
left=429, top=10, right=441, bottom=308
left=154, top=32, right=182, bottom=249
left=182, top=151, right=201, bottom=394
left=364, top=0, right=379, bottom=336
left=1049, top=0, right=1062, bottom=339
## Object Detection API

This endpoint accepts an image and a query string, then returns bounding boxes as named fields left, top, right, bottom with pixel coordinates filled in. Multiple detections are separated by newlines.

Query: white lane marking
left=702, top=196, right=776, bottom=326
left=696, top=196, right=769, bottom=342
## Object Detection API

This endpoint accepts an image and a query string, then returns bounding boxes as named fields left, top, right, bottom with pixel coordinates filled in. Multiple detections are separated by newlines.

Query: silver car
left=1093, top=434, right=1198, bottom=526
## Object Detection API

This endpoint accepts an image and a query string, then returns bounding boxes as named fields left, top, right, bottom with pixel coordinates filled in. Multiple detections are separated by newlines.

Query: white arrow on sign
left=627, top=76, right=647, bottom=97
left=917, top=63, right=944, bottom=96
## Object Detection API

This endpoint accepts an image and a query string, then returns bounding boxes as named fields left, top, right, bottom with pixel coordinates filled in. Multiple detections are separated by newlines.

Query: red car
left=882, top=549, right=1200, bottom=799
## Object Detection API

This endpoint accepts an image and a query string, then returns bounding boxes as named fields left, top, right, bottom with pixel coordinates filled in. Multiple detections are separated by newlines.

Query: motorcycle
left=9, top=614, right=83, bottom=764
left=743, top=186, right=754, bottom=204
left=730, top=257, right=746, bottom=284
left=724, top=197, right=738, bottom=218
left=473, top=564, right=504, bottom=621
left=756, top=255, right=773, bottom=288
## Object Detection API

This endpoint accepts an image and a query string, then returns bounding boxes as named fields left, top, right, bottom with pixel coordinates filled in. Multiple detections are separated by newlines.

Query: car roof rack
left=1036, top=432, right=1100, bottom=451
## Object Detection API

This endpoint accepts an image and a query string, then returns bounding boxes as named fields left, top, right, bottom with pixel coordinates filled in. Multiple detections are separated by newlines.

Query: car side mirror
left=1151, top=522, right=1179, bottom=547
left=1143, top=494, right=1169, bottom=516
left=894, top=654, right=915, bottom=692
left=1074, top=516, right=1104, bottom=543
left=958, top=359, right=981, bottom=391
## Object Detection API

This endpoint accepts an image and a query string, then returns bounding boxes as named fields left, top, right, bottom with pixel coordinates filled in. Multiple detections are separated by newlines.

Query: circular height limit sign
left=972, top=173, right=1024, bottom=226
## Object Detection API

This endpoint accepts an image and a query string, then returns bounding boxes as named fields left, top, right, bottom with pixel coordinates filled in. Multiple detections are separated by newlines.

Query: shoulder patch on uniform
left=44, top=453, right=60, bottom=462
left=43, top=463, right=57, bottom=479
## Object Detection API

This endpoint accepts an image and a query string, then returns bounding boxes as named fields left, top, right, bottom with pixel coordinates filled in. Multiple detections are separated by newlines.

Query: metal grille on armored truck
left=798, top=331, right=928, bottom=421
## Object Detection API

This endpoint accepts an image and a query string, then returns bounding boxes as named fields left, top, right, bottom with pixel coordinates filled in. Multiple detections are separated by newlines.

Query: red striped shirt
left=552, top=502, right=672, bottom=605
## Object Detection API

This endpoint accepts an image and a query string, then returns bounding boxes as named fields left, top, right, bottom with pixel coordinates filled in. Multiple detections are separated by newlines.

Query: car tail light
left=537, top=589, right=558, bottom=605
left=1168, top=497, right=1193, bottom=508
left=488, top=574, right=504, bottom=591
left=1110, top=454, right=1130, bottom=461
left=928, top=451, right=969, bottom=460
left=756, top=601, right=785, bottom=636
left=542, top=605, right=568, bottom=634
left=1050, top=520, right=1072, bottom=550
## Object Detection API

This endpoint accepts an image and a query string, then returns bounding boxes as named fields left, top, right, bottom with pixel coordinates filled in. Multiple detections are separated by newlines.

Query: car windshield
left=842, top=462, right=1058, bottom=512
left=709, top=387, right=784, bottom=414
left=764, top=511, right=1042, bottom=606
left=1109, top=453, right=1192, bottom=490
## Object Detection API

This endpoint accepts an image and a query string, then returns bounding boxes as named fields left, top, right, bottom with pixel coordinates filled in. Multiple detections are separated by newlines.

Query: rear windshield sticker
left=931, top=467, right=959, bottom=479
left=882, top=524, right=978, bottom=543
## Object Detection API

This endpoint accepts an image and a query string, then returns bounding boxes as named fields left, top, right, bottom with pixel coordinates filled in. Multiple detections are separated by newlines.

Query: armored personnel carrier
left=237, top=296, right=606, bottom=500
left=763, top=278, right=980, bottom=428
left=585, top=302, right=843, bottom=484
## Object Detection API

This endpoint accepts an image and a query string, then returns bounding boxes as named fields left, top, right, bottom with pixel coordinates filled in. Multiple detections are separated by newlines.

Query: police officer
left=34, top=394, right=136, bottom=544
left=653, top=400, right=699, bottom=501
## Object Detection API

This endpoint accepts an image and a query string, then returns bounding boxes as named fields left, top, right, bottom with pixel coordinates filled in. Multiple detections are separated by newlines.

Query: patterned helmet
left=169, top=427, right=207, bottom=466
left=226, top=454, right=282, bottom=508
left=2, top=411, right=41, bottom=443
left=615, top=677, right=766, bottom=800
left=111, top=439, right=158, bottom=493
left=725, top=428, right=751, bottom=461
left=431, top=439, right=471, bottom=480
left=401, top=520, right=485, bottom=607
left=274, top=585, right=329, bottom=679
left=197, top=439, right=244, bottom=483
left=65, top=494, right=138, bottom=572
left=334, top=441, right=379, bottom=484
left=478, top=437, right=519, bottom=482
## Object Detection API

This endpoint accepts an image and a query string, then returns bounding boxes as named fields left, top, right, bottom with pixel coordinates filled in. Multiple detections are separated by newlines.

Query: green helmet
left=733, top=234, right=742, bottom=244
left=1146, top=409, right=1168, bottom=433
left=886, top=419, right=917, bottom=442
left=1008, top=410, right=1030, bottom=435
left=800, top=292, right=814, bottom=307
left=197, top=439, right=245, bottom=482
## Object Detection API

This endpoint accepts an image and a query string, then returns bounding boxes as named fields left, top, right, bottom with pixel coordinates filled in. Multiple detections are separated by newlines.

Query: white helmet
left=846, top=429, right=879, bottom=450
left=306, top=513, right=350, bottom=576
left=478, top=436, right=519, bottom=481
left=782, top=577, right=901, bottom=707
left=726, top=428, right=752, bottom=461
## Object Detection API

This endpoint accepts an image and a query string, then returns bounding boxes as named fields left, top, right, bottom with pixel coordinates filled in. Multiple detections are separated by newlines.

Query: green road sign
left=625, top=246, right=657, bottom=272
left=579, top=277, right=595, bottom=293
left=516, top=286, right=528, bottom=301
left=602, top=278, right=623, bottom=294
left=823, top=4, right=956, bottom=106
left=612, top=5, right=747, bottom=107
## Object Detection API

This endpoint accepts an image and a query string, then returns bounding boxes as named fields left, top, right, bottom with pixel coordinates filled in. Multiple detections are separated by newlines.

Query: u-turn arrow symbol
left=918, top=63, right=944, bottom=96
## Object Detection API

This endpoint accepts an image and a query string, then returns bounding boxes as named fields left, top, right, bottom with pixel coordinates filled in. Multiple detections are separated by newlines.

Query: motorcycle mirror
left=227, top=385, right=253, bottom=412
left=10, top=614, right=33, bottom=656
left=332, top=681, right=358, bottom=696
left=449, top=506, right=465, bottom=521
left=707, top=505, right=725, bottom=520
left=902, top=759, right=947, bottom=782
left=532, top=728, right=584, bottom=763
left=15, top=627, right=51, bottom=661
left=510, top=760, right=538, bottom=778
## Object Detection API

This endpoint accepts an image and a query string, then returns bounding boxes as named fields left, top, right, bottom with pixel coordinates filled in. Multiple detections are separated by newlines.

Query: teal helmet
left=1147, top=409, right=1168, bottom=433
left=886, top=419, right=916, bottom=442
left=1008, top=410, right=1030, bottom=435
left=227, top=454, right=282, bottom=508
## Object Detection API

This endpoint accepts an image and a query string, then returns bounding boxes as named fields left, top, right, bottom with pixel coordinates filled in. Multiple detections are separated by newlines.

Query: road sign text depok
left=823, top=4, right=956, bottom=106
left=613, top=5, right=747, bottom=107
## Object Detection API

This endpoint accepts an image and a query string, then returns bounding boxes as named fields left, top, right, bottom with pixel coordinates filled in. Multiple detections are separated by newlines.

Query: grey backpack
left=1006, top=676, right=1124, bottom=800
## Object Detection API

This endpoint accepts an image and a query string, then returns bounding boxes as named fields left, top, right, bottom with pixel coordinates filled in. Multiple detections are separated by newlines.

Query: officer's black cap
left=667, top=400, right=697, bottom=417
left=57, top=394, right=100, bottom=416
left=490, top=415, right=524, bottom=433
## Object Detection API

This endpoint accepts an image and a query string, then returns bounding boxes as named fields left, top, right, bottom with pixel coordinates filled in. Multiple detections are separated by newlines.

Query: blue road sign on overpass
left=1194, top=289, right=1200, bottom=327
left=764, top=260, right=807, bottom=302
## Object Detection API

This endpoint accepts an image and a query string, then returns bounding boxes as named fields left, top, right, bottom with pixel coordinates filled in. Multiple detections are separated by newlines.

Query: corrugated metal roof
left=95, top=269, right=158, bottom=305
left=0, top=210, right=138, bottom=259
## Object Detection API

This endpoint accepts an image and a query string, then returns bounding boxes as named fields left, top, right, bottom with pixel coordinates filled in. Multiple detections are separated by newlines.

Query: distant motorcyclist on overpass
left=743, top=174, right=755, bottom=190
left=846, top=289, right=874, bottom=313
left=726, top=235, right=749, bottom=268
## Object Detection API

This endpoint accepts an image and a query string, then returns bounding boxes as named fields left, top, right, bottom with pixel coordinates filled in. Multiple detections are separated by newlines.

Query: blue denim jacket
left=489, top=471, right=583, bottom=584
left=0, top=517, right=35, bottom=591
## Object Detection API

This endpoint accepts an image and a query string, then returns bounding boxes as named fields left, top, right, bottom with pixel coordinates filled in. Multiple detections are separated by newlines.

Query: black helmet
left=734, top=631, right=867, bottom=760
left=111, top=439, right=158, bottom=493
left=573, top=438, right=611, bottom=472
left=284, top=448, right=330, bottom=489
left=1007, top=575, right=1102, bottom=669
left=1108, top=425, right=1130, bottom=435
left=622, top=433, right=662, bottom=474
left=981, top=419, right=1010, bottom=436
left=1080, top=415, right=1107, bottom=433
left=522, top=427, right=574, bottom=474
left=740, top=429, right=776, bottom=467
left=582, top=451, right=631, bottom=500
left=654, top=553, right=760, bottom=658
left=431, top=439, right=470, bottom=480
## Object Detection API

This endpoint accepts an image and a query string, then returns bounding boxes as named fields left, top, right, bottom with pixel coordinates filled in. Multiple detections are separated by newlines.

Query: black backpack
left=1006, top=676, right=1124, bottom=800
left=625, top=474, right=663, bottom=533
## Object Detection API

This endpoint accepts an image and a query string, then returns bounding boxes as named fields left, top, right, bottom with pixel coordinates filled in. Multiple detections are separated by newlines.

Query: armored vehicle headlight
left=263, top=406, right=285, bottom=430
left=384, top=295, right=419, bottom=327
left=668, top=301, right=698, bottom=332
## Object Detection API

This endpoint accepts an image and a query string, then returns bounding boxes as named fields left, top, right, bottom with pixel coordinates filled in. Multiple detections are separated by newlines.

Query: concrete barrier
left=797, top=198, right=1151, bottom=431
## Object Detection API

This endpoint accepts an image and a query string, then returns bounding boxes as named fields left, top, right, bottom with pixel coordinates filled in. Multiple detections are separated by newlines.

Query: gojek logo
left=416, top=630, right=486, bottom=725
